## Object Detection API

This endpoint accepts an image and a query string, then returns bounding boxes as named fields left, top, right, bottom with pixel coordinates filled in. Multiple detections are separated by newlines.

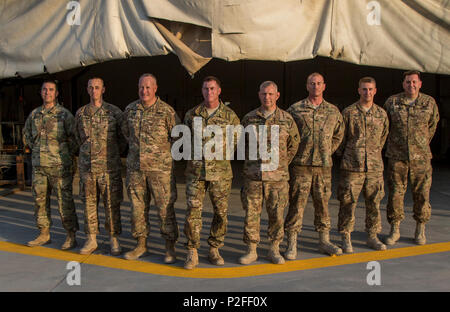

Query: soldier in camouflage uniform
left=23, top=80, right=79, bottom=250
left=337, top=77, right=389, bottom=252
left=75, top=78, right=126, bottom=256
left=121, top=74, right=180, bottom=262
left=183, top=76, right=240, bottom=269
left=284, top=73, right=345, bottom=258
left=384, top=71, right=439, bottom=246
left=239, top=81, right=299, bottom=265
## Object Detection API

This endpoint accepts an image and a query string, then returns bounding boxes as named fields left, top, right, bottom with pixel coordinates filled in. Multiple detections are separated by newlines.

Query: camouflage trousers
left=337, top=170, right=384, bottom=234
left=79, top=171, right=123, bottom=235
left=126, top=171, right=179, bottom=241
left=387, top=159, right=432, bottom=224
left=32, top=166, right=79, bottom=232
left=184, top=178, right=232, bottom=249
left=284, top=166, right=332, bottom=234
left=241, top=179, right=289, bottom=245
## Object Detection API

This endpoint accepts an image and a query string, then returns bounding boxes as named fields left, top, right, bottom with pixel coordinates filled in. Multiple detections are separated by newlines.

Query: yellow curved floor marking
left=1, top=241, right=449, bottom=279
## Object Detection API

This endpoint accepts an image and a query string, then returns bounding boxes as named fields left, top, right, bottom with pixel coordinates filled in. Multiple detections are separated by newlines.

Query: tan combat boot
left=184, top=248, right=199, bottom=270
left=80, top=234, right=98, bottom=255
left=239, top=243, right=258, bottom=265
left=284, top=233, right=297, bottom=260
left=164, top=240, right=177, bottom=264
left=27, top=228, right=51, bottom=247
left=268, top=241, right=285, bottom=264
left=341, top=232, right=353, bottom=254
left=367, top=233, right=386, bottom=251
left=110, top=235, right=121, bottom=256
left=318, top=231, right=343, bottom=256
left=61, top=231, right=77, bottom=250
left=415, top=222, right=426, bottom=245
left=124, top=237, right=147, bottom=260
left=208, top=246, right=225, bottom=266
left=385, top=222, right=400, bottom=246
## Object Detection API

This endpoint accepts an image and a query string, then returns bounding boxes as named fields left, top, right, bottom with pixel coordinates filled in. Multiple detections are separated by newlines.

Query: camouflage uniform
left=184, top=101, right=240, bottom=249
left=75, top=102, right=126, bottom=235
left=284, top=98, right=344, bottom=234
left=121, top=97, right=179, bottom=241
left=240, top=107, right=299, bottom=245
left=23, top=103, right=79, bottom=232
left=337, top=101, right=389, bottom=234
left=384, top=92, right=439, bottom=224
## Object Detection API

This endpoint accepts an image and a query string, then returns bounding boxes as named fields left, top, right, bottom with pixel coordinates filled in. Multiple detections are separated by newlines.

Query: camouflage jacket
left=184, top=101, right=240, bottom=181
left=241, top=107, right=299, bottom=181
left=75, top=101, right=126, bottom=174
left=384, top=92, right=439, bottom=161
left=23, top=103, right=77, bottom=169
left=339, top=101, right=389, bottom=172
left=121, top=97, right=180, bottom=172
left=287, top=98, right=344, bottom=167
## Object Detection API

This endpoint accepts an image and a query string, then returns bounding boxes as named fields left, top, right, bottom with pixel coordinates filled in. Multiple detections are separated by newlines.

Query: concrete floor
left=0, top=161, right=449, bottom=292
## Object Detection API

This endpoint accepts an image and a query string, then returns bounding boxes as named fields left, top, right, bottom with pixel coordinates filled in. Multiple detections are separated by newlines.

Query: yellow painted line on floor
left=0, top=241, right=449, bottom=279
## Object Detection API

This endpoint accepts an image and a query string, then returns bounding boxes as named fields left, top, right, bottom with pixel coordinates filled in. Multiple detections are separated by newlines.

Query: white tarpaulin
left=0, top=0, right=449, bottom=79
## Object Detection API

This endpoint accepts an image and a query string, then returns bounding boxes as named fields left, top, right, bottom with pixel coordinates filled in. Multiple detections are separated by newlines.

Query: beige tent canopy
left=0, top=0, right=449, bottom=78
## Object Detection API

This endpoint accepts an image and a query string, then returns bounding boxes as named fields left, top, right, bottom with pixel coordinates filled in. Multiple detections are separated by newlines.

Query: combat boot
left=110, top=235, right=121, bottom=256
left=239, top=243, right=258, bottom=265
left=415, top=222, right=426, bottom=245
left=80, top=234, right=98, bottom=255
left=27, top=228, right=51, bottom=247
left=61, top=231, right=77, bottom=250
left=318, top=231, right=343, bottom=256
left=341, top=232, right=353, bottom=254
left=208, top=246, right=225, bottom=266
left=284, top=233, right=297, bottom=260
left=385, top=222, right=400, bottom=246
left=124, top=237, right=147, bottom=260
left=367, top=233, right=386, bottom=251
left=184, top=248, right=198, bottom=270
left=164, top=240, right=177, bottom=264
left=268, top=241, right=285, bottom=264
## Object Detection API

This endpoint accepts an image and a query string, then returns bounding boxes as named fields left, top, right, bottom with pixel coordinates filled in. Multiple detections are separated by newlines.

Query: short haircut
left=203, top=76, right=221, bottom=88
left=259, top=81, right=278, bottom=92
left=403, top=70, right=421, bottom=81
left=88, top=77, right=105, bottom=87
left=358, top=76, right=376, bottom=87
left=307, top=72, right=325, bottom=83
left=139, top=73, right=158, bottom=85
left=41, top=79, right=58, bottom=92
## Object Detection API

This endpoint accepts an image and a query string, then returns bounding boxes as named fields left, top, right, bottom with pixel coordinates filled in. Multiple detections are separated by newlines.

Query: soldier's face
left=306, top=75, right=326, bottom=97
left=202, top=80, right=221, bottom=105
left=87, top=79, right=105, bottom=102
left=258, top=85, right=280, bottom=111
left=41, top=82, right=58, bottom=105
left=403, top=74, right=422, bottom=98
left=358, top=82, right=377, bottom=103
left=139, top=76, right=158, bottom=103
